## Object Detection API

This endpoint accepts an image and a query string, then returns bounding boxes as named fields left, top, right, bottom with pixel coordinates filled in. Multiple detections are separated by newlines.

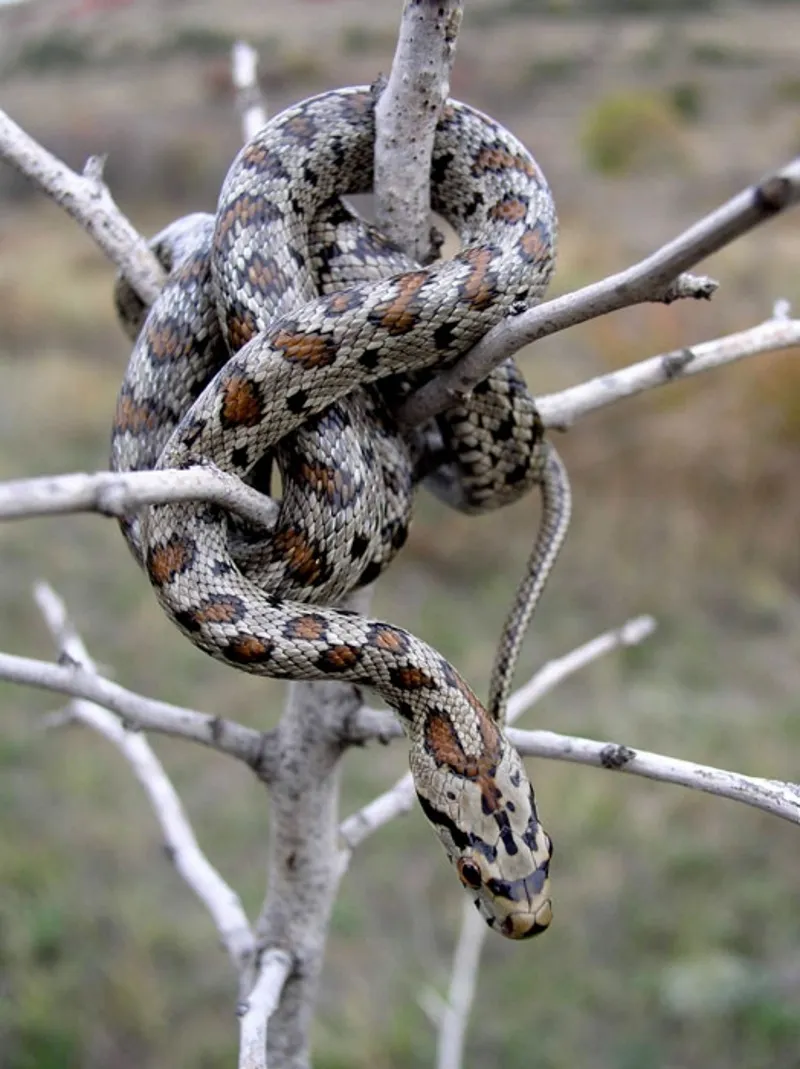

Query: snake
left=111, top=86, right=571, bottom=940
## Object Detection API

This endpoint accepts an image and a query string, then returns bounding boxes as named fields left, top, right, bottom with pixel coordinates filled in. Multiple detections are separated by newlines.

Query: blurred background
left=1, top=0, right=799, bottom=1066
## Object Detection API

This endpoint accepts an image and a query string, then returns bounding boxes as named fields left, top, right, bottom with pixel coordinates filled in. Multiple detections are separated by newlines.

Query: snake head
left=413, top=737, right=553, bottom=940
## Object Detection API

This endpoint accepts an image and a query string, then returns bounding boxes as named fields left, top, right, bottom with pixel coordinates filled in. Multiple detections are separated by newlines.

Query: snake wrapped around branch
left=111, top=86, right=571, bottom=940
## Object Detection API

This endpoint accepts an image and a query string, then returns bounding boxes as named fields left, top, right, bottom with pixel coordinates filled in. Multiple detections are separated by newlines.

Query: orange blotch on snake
left=285, top=614, right=329, bottom=642
left=424, top=708, right=504, bottom=813
left=488, top=196, right=529, bottom=223
left=371, top=272, right=428, bottom=335
left=317, top=644, right=361, bottom=672
left=366, top=624, right=410, bottom=654
left=113, top=395, right=158, bottom=435
left=191, top=599, right=245, bottom=625
left=297, top=460, right=354, bottom=506
left=146, top=536, right=195, bottom=587
left=145, top=320, right=191, bottom=363
left=223, top=634, right=275, bottom=664
left=519, top=221, right=551, bottom=264
left=472, top=146, right=536, bottom=178
left=272, top=527, right=328, bottom=585
left=226, top=309, right=259, bottom=350
left=389, top=666, right=436, bottom=691
left=220, top=373, right=264, bottom=427
left=215, top=193, right=263, bottom=241
left=272, top=328, right=337, bottom=369
left=458, top=247, right=498, bottom=311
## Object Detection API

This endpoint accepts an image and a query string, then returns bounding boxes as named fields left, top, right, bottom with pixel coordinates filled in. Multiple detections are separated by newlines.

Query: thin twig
left=508, top=729, right=800, bottom=825
left=537, top=314, right=800, bottom=430
left=433, top=901, right=488, bottom=1069
left=0, top=648, right=273, bottom=770
left=397, top=159, right=800, bottom=426
left=0, top=108, right=164, bottom=304
left=238, top=949, right=293, bottom=1069
left=33, top=582, right=257, bottom=978
left=232, top=41, right=267, bottom=142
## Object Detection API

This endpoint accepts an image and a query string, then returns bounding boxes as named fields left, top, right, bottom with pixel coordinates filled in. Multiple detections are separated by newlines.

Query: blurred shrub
left=580, top=90, right=686, bottom=176
left=689, top=41, right=764, bottom=68
left=12, top=31, right=91, bottom=73
left=156, top=26, right=237, bottom=59
left=667, top=81, right=704, bottom=123
left=773, top=76, right=800, bottom=105
left=339, top=25, right=399, bottom=55
left=521, top=53, right=586, bottom=90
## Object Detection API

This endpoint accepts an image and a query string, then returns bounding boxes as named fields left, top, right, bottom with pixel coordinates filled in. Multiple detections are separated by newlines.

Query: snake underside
left=111, top=86, right=570, bottom=939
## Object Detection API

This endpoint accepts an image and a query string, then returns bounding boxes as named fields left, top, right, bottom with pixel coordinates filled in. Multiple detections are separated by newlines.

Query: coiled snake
left=111, top=86, right=570, bottom=940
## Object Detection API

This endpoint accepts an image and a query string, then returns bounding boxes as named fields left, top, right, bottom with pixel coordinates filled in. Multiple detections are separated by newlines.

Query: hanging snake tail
left=488, top=442, right=572, bottom=723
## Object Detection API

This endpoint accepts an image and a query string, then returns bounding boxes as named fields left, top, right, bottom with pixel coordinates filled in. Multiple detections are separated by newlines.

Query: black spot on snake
left=358, top=347, right=382, bottom=372
left=357, top=559, right=383, bottom=587
left=349, top=533, right=370, bottom=559
left=494, top=810, right=518, bottom=856
left=430, top=149, right=454, bottom=186
left=286, top=389, right=310, bottom=414
left=506, top=461, right=529, bottom=485
left=395, top=701, right=414, bottom=722
left=230, top=445, right=250, bottom=470
left=416, top=792, right=471, bottom=852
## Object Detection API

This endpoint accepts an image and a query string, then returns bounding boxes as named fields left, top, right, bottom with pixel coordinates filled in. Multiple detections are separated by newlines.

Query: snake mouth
left=499, top=898, right=553, bottom=940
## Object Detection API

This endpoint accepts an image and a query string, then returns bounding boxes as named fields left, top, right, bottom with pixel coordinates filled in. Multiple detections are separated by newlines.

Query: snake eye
left=457, top=858, right=483, bottom=890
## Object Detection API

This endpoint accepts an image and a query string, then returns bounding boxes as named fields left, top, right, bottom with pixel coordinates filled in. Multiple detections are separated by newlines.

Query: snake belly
left=112, top=86, right=560, bottom=939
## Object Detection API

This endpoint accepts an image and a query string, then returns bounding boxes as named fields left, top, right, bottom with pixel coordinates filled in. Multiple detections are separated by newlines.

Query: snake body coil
left=112, top=87, right=567, bottom=939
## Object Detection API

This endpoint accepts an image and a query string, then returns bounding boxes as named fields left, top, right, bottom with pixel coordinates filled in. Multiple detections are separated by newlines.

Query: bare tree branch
left=433, top=901, right=487, bottom=1069
left=508, top=729, right=800, bottom=825
left=0, top=108, right=164, bottom=304
left=0, top=466, right=278, bottom=527
left=537, top=313, right=800, bottom=430
left=397, top=159, right=800, bottom=426
left=1, top=310, right=795, bottom=529
left=375, top=0, right=463, bottom=259
left=238, top=950, right=293, bottom=1069
left=33, top=582, right=258, bottom=981
left=0, top=648, right=273, bottom=771
left=232, top=41, right=268, bottom=142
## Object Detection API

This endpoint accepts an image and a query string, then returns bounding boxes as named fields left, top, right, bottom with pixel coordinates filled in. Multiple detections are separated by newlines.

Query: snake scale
left=111, top=86, right=571, bottom=940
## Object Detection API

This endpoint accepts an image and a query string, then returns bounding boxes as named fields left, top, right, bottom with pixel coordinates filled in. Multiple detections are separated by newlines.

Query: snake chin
left=465, top=857, right=553, bottom=941
left=477, top=894, right=553, bottom=941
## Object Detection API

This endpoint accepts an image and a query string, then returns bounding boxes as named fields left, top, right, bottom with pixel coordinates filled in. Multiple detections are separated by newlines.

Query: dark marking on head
left=416, top=791, right=471, bottom=852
